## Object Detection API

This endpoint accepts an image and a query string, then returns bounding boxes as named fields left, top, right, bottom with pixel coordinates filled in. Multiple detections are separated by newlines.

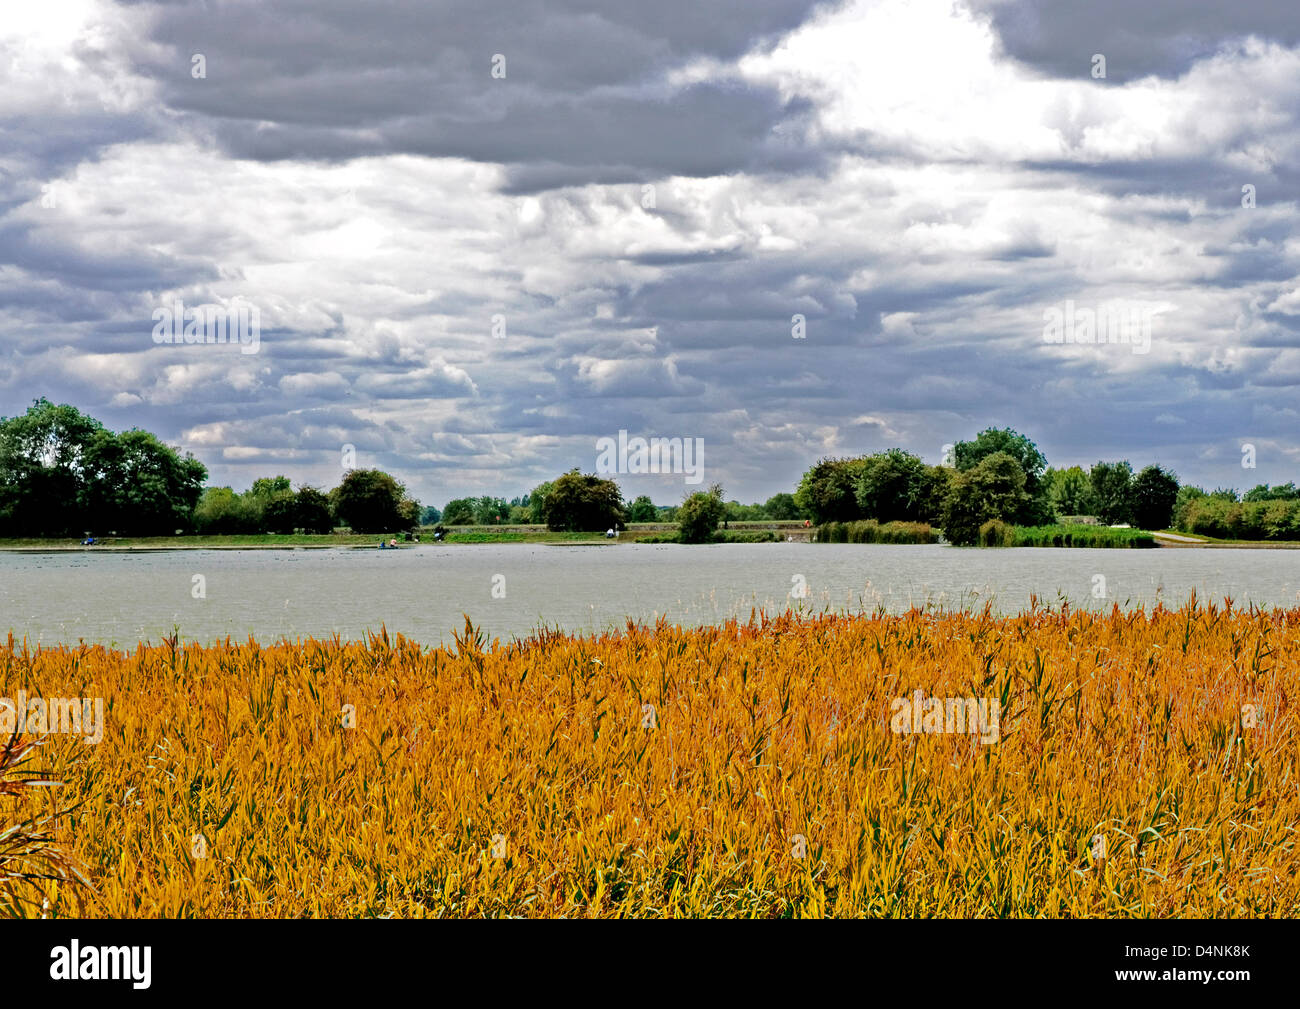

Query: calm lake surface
left=1, top=543, right=1297, bottom=647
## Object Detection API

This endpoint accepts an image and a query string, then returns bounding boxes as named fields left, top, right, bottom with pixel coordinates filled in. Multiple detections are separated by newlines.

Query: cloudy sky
left=3, top=0, right=1298, bottom=506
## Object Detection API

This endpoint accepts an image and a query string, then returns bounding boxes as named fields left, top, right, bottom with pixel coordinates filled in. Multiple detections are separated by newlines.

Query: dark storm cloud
left=0, top=222, right=216, bottom=296
left=969, top=0, right=1300, bottom=81
left=1021, top=157, right=1300, bottom=207
left=123, top=0, right=836, bottom=185
left=7, top=0, right=1300, bottom=502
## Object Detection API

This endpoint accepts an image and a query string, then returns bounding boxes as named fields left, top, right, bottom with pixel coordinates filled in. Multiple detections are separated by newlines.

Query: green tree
left=1244, top=482, right=1300, bottom=502
left=542, top=470, right=626, bottom=531
left=1130, top=465, right=1180, bottom=530
left=942, top=452, right=1030, bottom=546
left=261, top=490, right=299, bottom=534
left=953, top=428, right=1050, bottom=523
left=232, top=476, right=292, bottom=532
left=677, top=484, right=726, bottom=543
left=194, top=487, right=256, bottom=534
left=1090, top=461, right=1134, bottom=524
left=795, top=458, right=866, bottom=524
left=472, top=496, right=509, bottom=524
left=762, top=492, right=803, bottom=521
left=908, top=464, right=953, bottom=526
left=627, top=495, right=658, bottom=522
left=249, top=476, right=292, bottom=500
left=527, top=481, right=553, bottom=524
left=81, top=428, right=206, bottom=535
left=441, top=498, right=475, bottom=525
left=420, top=504, right=442, bottom=524
left=723, top=500, right=766, bottom=522
left=397, top=497, right=421, bottom=532
left=0, top=399, right=103, bottom=536
left=330, top=469, right=413, bottom=533
left=1173, top=484, right=1205, bottom=531
left=295, top=486, right=335, bottom=534
left=1047, top=465, right=1096, bottom=517
left=854, top=449, right=925, bottom=522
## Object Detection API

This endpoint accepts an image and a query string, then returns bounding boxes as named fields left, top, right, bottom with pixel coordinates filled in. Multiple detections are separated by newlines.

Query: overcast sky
left=3, top=0, right=1298, bottom=505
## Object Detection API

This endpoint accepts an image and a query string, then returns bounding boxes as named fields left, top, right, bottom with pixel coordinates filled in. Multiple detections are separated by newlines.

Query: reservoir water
left=1, top=543, right=1297, bottom=647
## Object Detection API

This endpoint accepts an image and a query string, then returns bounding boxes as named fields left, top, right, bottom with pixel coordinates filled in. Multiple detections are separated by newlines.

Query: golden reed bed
left=2, top=602, right=1296, bottom=917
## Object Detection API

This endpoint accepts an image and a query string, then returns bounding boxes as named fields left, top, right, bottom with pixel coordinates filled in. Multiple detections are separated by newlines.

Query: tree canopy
left=1130, top=465, right=1179, bottom=531
left=1090, top=461, right=1134, bottom=525
left=0, top=399, right=206, bottom=536
left=330, top=469, right=420, bottom=534
left=542, top=470, right=626, bottom=531
left=942, top=452, right=1031, bottom=546
left=952, top=428, right=1050, bottom=524
left=795, top=458, right=865, bottom=524
left=677, top=484, right=726, bottom=543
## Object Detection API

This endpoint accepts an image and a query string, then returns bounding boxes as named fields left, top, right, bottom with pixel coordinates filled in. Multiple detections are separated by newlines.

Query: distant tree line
left=0, top=400, right=206, bottom=537
left=0, top=401, right=420, bottom=537
left=1173, top=483, right=1300, bottom=540
left=433, top=485, right=808, bottom=527
left=793, top=427, right=1183, bottom=545
left=9, top=400, right=1298, bottom=544
left=193, top=468, right=420, bottom=536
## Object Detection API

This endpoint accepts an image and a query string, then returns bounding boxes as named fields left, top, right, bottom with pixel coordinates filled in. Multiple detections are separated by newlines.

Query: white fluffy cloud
left=2, top=0, right=1299, bottom=503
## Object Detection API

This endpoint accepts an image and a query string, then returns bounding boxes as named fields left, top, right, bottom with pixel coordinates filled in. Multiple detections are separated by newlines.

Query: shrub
left=978, top=519, right=1015, bottom=547
left=677, top=484, right=726, bottom=543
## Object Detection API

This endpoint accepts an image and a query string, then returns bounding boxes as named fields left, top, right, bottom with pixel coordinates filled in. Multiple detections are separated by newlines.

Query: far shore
left=0, top=522, right=812, bottom=551
left=2, top=525, right=1299, bottom=550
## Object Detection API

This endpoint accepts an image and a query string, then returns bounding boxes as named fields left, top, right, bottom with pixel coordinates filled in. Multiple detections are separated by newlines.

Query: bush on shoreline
left=1178, top=496, right=1300, bottom=541
left=978, top=519, right=1015, bottom=547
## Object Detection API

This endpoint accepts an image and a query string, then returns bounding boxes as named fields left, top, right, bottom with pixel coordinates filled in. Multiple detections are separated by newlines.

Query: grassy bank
left=0, top=532, right=394, bottom=550
left=637, top=530, right=785, bottom=544
left=438, top=529, right=608, bottom=544
left=6, top=603, right=1296, bottom=917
